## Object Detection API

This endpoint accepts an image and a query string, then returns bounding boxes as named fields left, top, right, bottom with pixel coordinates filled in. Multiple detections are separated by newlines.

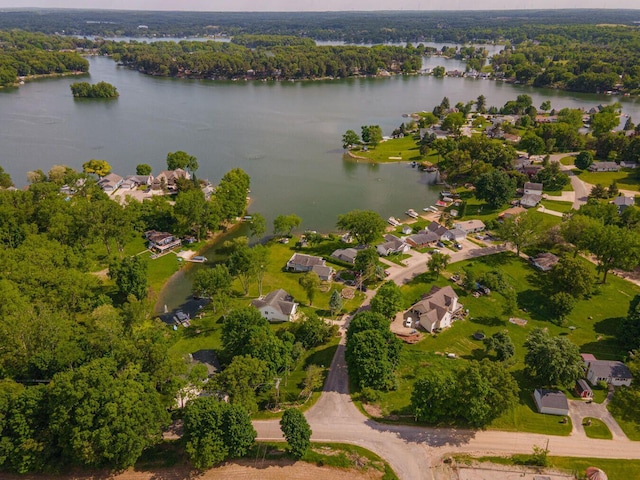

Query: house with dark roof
left=404, top=286, right=462, bottom=333
left=251, top=289, right=298, bottom=322
left=612, top=195, right=635, bottom=214
left=531, top=252, right=559, bottom=271
left=586, top=359, right=633, bottom=387
left=426, top=221, right=449, bottom=240
left=377, top=234, right=411, bottom=256
left=534, top=389, right=569, bottom=416
left=406, top=232, right=438, bottom=248
left=443, top=228, right=466, bottom=242
left=330, top=248, right=359, bottom=265
left=152, top=169, right=190, bottom=190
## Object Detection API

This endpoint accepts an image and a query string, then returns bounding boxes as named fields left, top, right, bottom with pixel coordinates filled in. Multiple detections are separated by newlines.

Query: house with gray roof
left=520, top=193, right=543, bottom=208
left=377, top=234, right=411, bottom=256
left=531, top=252, right=559, bottom=271
left=613, top=195, right=635, bottom=214
left=404, top=285, right=462, bottom=333
left=98, top=173, right=123, bottom=192
left=426, top=221, right=449, bottom=240
left=443, top=228, right=466, bottom=242
left=286, top=254, right=334, bottom=281
left=586, top=359, right=633, bottom=387
left=330, top=248, right=359, bottom=265
left=251, top=289, right=298, bottom=322
left=406, top=232, right=438, bottom=248
left=588, top=162, right=620, bottom=172
left=524, top=182, right=543, bottom=195
left=453, top=219, right=486, bottom=234
left=534, top=389, right=569, bottom=416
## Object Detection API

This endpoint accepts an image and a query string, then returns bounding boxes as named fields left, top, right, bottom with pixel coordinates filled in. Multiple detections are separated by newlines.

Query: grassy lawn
left=350, top=135, right=423, bottom=163
left=384, top=253, right=412, bottom=266
left=539, top=199, right=573, bottom=213
left=608, top=400, right=640, bottom=441
left=371, top=252, right=639, bottom=436
left=460, top=455, right=640, bottom=480
left=573, top=168, right=640, bottom=191
left=560, top=155, right=576, bottom=166
left=583, top=417, right=613, bottom=439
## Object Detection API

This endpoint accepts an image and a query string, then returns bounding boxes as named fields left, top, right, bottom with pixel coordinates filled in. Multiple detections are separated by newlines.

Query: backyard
left=573, top=167, right=640, bottom=192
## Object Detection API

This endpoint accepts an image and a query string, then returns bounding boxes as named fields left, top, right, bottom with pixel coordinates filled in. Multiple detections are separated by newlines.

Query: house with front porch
left=404, top=285, right=462, bottom=333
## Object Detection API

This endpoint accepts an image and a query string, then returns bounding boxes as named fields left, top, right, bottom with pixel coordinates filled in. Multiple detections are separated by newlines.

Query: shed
left=575, top=379, right=593, bottom=399
left=533, top=389, right=569, bottom=416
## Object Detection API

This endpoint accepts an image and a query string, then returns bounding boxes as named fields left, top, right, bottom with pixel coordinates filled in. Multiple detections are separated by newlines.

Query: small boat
left=191, top=256, right=207, bottom=263
left=388, top=217, right=401, bottom=226
left=440, top=191, right=452, bottom=198
left=429, top=206, right=439, bottom=212
left=405, top=209, right=419, bottom=218
left=436, top=200, right=447, bottom=207
left=243, top=215, right=252, bottom=221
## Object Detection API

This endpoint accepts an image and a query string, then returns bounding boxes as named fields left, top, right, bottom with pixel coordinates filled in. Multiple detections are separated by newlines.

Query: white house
left=443, top=228, right=466, bottom=242
left=453, top=219, right=485, bottom=234
left=533, top=389, right=569, bottom=416
left=520, top=194, right=542, bottom=208
left=586, top=359, right=633, bottom=387
left=404, top=285, right=462, bottom=333
left=588, top=162, right=620, bottom=172
left=251, top=289, right=298, bottom=322
left=377, top=234, right=411, bottom=256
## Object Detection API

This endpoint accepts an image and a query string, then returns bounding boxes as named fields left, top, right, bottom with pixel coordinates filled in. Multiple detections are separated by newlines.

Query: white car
left=404, top=318, right=413, bottom=328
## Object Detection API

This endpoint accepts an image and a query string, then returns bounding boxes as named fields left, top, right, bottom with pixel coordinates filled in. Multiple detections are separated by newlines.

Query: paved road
left=552, top=153, right=589, bottom=210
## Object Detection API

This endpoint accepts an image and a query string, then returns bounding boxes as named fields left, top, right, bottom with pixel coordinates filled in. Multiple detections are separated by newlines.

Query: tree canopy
left=336, top=209, right=386, bottom=245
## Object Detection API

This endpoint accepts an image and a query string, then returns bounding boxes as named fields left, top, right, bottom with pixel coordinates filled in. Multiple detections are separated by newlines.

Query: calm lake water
left=3, top=55, right=640, bottom=234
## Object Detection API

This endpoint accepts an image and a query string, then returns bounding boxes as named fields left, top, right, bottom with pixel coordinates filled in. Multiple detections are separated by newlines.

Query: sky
left=0, top=1, right=638, bottom=11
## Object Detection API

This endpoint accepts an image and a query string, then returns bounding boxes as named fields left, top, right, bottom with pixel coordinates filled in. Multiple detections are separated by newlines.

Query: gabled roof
left=524, top=182, right=543, bottom=191
left=251, top=289, right=297, bottom=316
left=288, top=253, right=325, bottom=268
left=380, top=235, right=405, bottom=249
left=407, top=232, right=438, bottom=245
left=533, top=252, right=559, bottom=270
left=613, top=196, right=635, bottom=207
left=331, top=248, right=359, bottom=264
left=535, top=389, right=569, bottom=410
left=588, top=360, right=633, bottom=380
left=311, top=265, right=334, bottom=278
left=520, top=193, right=542, bottom=206
left=454, top=219, right=485, bottom=232
left=426, top=221, right=449, bottom=237
left=409, top=286, right=458, bottom=321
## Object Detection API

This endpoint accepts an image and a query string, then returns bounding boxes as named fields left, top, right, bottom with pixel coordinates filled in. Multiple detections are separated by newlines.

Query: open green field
left=349, top=135, right=428, bottom=163
left=460, top=455, right=640, bottom=480
left=583, top=417, right=613, bottom=439
left=539, top=199, right=574, bottom=213
left=573, top=167, right=640, bottom=192
left=372, top=252, right=639, bottom=435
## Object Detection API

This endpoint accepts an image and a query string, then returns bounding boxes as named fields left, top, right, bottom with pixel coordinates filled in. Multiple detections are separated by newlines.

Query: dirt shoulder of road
left=2, top=459, right=385, bottom=480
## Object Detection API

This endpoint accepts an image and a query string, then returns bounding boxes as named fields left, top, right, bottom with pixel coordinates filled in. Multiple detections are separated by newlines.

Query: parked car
left=436, top=241, right=445, bottom=248
left=404, top=317, right=413, bottom=328
left=454, top=243, right=463, bottom=250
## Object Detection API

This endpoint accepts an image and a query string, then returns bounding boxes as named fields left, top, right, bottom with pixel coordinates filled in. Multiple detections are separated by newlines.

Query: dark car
left=357, top=284, right=368, bottom=292
left=436, top=241, right=445, bottom=248
left=454, top=243, right=463, bottom=250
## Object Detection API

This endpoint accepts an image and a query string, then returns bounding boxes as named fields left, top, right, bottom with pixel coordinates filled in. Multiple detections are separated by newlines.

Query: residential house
left=330, top=248, right=359, bottom=265
left=426, top=221, right=449, bottom=241
left=453, top=219, right=485, bottom=234
left=404, top=285, right=462, bottom=333
left=152, top=169, right=191, bottom=190
left=533, top=389, right=569, bottom=416
left=406, top=232, right=438, bottom=248
left=586, top=359, right=633, bottom=387
left=588, top=162, right=621, bottom=172
left=120, top=174, right=152, bottom=191
left=620, top=161, right=638, bottom=168
left=498, top=206, right=527, bottom=221
left=377, top=234, right=411, bottom=256
left=613, top=195, right=635, bottom=214
left=251, top=289, right=298, bottom=322
left=520, top=193, right=543, bottom=208
left=503, top=133, right=521, bottom=143
left=531, top=252, right=559, bottom=271
left=443, top=228, right=466, bottom=242
left=98, top=173, right=123, bottom=192
left=524, top=182, right=543, bottom=195
left=581, top=353, right=597, bottom=368
left=286, top=253, right=334, bottom=281
left=575, top=379, right=593, bottom=400
left=145, top=230, right=182, bottom=253
left=401, top=225, right=413, bottom=235
left=340, top=233, right=354, bottom=243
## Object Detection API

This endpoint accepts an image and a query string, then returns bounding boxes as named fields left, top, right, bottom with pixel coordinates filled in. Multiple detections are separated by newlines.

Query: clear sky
left=0, top=1, right=638, bottom=11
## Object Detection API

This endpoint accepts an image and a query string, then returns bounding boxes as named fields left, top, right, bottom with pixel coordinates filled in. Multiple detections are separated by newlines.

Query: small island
left=70, top=81, right=119, bottom=99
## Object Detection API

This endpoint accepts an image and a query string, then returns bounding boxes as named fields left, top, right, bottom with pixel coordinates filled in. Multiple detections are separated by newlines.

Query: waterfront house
left=426, top=221, right=449, bottom=241
left=588, top=162, right=620, bottom=172
left=406, top=232, right=438, bottom=248
left=586, top=359, right=633, bottom=387
left=533, top=389, right=569, bottom=416
left=377, top=234, right=411, bottom=256
left=145, top=230, right=182, bottom=253
left=286, top=253, right=334, bottom=280
left=330, top=248, right=359, bottom=265
left=98, top=173, right=123, bottom=192
left=453, top=219, right=485, bottom=234
left=251, top=289, right=298, bottom=322
left=152, top=169, right=191, bottom=191
left=404, top=286, right=462, bottom=333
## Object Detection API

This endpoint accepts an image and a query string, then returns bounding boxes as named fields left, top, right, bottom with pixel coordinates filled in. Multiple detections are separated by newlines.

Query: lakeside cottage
left=145, top=230, right=182, bottom=253
left=330, top=247, right=359, bottom=265
left=251, top=289, right=298, bottom=322
left=98, top=173, right=123, bottom=192
left=377, top=234, right=411, bottom=256
left=286, top=253, right=334, bottom=281
left=152, top=169, right=191, bottom=190
left=453, top=219, right=485, bottom=235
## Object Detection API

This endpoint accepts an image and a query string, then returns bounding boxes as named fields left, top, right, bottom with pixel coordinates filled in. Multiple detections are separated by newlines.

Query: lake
left=2, top=55, right=640, bottom=235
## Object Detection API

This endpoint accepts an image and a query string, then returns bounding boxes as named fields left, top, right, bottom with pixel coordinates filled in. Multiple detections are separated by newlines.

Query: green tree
left=329, top=289, right=343, bottom=317
left=498, top=210, right=539, bottom=256
left=619, top=295, right=640, bottom=351
left=353, top=247, right=378, bottom=285
left=524, top=329, right=583, bottom=388
left=299, top=271, right=320, bottom=306
left=475, top=170, right=516, bottom=209
left=540, top=100, right=552, bottom=112
left=575, top=151, right=594, bottom=170
left=280, top=408, right=311, bottom=459
left=228, top=244, right=254, bottom=295
left=215, top=168, right=250, bottom=222
left=370, top=281, right=403, bottom=319
left=441, top=112, right=465, bottom=137
left=193, top=264, right=232, bottom=312
left=48, top=358, right=169, bottom=469
left=549, top=256, right=594, bottom=298
left=345, top=329, right=400, bottom=390
left=346, top=311, right=388, bottom=341
left=411, top=370, right=457, bottom=423
left=427, top=251, right=450, bottom=278
left=248, top=212, right=266, bottom=239
left=166, top=150, right=199, bottom=173
left=484, top=330, right=515, bottom=361
left=476, top=94, right=487, bottom=113
left=174, top=189, right=210, bottom=241
left=135, top=163, right=152, bottom=176
left=560, top=214, right=602, bottom=258
left=519, top=132, right=546, bottom=157
left=549, top=291, right=576, bottom=323
left=432, top=65, right=445, bottom=78
left=183, top=397, right=256, bottom=469
left=336, top=209, right=386, bottom=245
left=293, top=312, right=333, bottom=349
left=368, top=125, right=383, bottom=147
left=82, top=159, right=112, bottom=177
left=273, top=213, right=302, bottom=236
left=342, top=129, right=360, bottom=149
left=0, top=166, right=14, bottom=188
left=108, top=256, right=148, bottom=300
left=591, top=109, right=619, bottom=137
left=589, top=224, right=640, bottom=283
left=214, top=355, right=269, bottom=413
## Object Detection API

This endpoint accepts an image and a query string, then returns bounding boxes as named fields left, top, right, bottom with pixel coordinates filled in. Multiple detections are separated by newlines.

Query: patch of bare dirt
left=362, top=402, right=383, bottom=418
left=2, top=459, right=383, bottom=480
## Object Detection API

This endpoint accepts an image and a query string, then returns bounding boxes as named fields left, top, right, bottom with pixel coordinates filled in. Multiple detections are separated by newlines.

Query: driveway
left=568, top=392, right=628, bottom=440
